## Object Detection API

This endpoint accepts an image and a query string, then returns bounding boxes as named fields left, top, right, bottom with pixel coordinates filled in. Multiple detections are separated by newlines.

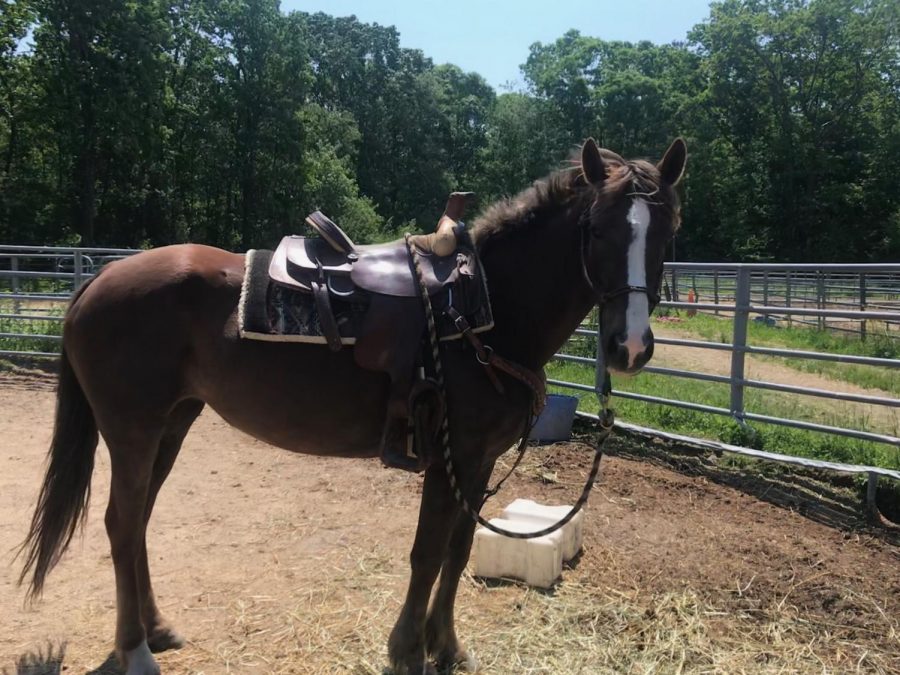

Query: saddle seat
left=267, top=193, right=488, bottom=472
left=269, top=212, right=473, bottom=299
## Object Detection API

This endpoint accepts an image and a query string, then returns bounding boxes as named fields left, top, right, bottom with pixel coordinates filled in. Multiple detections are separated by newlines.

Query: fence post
left=10, top=255, right=20, bottom=315
left=730, top=267, right=751, bottom=423
left=73, top=250, right=84, bottom=291
left=762, top=270, right=769, bottom=323
left=859, top=272, right=867, bottom=341
left=785, top=270, right=792, bottom=328
left=671, top=267, right=679, bottom=304
left=713, top=269, right=720, bottom=315
left=817, top=271, right=826, bottom=331
left=866, top=472, right=880, bottom=524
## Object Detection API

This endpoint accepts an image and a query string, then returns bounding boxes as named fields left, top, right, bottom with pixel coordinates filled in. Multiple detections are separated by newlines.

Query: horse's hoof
left=389, top=658, right=439, bottom=675
left=124, top=641, right=161, bottom=675
left=147, top=624, right=186, bottom=652
left=435, top=649, right=478, bottom=673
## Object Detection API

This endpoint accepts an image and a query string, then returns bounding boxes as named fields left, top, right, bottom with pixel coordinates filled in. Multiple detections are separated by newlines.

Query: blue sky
left=282, top=0, right=713, bottom=89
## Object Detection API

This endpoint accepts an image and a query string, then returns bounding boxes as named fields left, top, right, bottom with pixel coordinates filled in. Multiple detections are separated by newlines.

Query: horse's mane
left=471, top=149, right=671, bottom=250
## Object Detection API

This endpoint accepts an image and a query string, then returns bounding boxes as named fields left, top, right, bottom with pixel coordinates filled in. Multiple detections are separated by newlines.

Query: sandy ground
left=1, top=374, right=899, bottom=674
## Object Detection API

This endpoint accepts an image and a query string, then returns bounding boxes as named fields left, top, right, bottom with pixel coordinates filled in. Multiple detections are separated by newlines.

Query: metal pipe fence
left=663, top=263, right=900, bottom=338
left=3, top=249, right=899, bottom=496
left=0, top=245, right=140, bottom=356
left=553, top=262, right=900, bottom=500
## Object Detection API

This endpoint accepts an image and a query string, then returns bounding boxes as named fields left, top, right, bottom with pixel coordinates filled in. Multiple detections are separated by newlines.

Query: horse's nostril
left=607, top=334, right=621, bottom=353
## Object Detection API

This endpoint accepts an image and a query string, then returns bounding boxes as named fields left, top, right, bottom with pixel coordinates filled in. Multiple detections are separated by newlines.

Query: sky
left=281, top=0, right=714, bottom=89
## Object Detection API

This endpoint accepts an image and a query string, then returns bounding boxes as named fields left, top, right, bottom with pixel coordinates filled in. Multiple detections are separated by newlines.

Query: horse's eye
left=589, top=225, right=604, bottom=239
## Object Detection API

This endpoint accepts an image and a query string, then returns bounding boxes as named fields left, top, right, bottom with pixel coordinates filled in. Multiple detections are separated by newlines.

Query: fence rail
left=663, top=263, right=900, bottom=339
left=0, top=246, right=140, bottom=342
left=552, top=262, right=900, bottom=502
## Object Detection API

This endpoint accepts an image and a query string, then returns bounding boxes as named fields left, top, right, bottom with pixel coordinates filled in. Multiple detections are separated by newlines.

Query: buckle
left=476, top=344, right=494, bottom=366
left=452, top=312, right=470, bottom=334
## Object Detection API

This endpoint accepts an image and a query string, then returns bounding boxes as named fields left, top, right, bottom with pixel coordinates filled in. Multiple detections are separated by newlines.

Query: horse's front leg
left=425, top=462, right=494, bottom=673
left=389, top=461, right=461, bottom=675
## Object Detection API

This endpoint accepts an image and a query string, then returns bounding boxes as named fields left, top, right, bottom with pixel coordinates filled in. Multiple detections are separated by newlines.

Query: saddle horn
left=427, top=192, right=475, bottom=257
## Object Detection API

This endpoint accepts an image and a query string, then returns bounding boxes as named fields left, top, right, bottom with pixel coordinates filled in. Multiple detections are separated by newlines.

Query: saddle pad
left=239, top=249, right=494, bottom=345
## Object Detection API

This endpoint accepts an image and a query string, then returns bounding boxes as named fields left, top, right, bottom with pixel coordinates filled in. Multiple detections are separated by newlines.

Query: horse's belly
left=192, top=337, right=390, bottom=459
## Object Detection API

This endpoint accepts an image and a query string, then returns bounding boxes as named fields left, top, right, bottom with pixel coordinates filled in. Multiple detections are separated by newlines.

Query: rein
left=406, top=233, right=616, bottom=540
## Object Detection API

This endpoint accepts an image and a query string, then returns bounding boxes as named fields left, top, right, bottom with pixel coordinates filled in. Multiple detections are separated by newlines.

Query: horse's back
left=62, top=245, right=242, bottom=411
left=64, top=244, right=388, bottom=456
left=73, top=244, right=243, bottom=313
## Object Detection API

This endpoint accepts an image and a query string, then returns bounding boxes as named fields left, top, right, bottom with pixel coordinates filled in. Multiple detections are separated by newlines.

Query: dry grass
left=459, top=577, right=899, bottom=674
left=129, top=543, right=900, bottom=675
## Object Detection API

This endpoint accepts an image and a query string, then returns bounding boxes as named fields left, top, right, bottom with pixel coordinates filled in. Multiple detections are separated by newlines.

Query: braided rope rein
left=405, top=234, right=613, bottom=539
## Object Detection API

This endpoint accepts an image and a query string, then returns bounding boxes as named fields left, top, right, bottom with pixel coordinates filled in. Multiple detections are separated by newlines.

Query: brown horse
left=19, top=138, right=685, bottom=675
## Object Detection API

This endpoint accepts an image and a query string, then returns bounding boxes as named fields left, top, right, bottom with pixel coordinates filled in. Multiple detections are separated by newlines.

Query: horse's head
left=579, top=138, right=686, bottom=374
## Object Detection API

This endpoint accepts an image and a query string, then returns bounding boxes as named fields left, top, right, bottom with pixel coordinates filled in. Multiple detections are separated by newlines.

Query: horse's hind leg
left=139, top=399, right=205, bottom=653
left=103, top=400, right=202, bottom=675
left=104, top=426, right=164, bottom=675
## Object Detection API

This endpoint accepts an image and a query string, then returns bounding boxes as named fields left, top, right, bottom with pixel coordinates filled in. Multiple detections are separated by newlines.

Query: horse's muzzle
left=608, top=327, right=654, bottom=374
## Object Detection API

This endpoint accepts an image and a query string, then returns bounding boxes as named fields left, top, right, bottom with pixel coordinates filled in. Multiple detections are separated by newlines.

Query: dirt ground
left=1, top=373, right=899, bottom=674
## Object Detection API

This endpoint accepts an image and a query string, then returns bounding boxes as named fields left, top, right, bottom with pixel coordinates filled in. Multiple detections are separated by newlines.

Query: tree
left=472, top=93, right=567, bottom=205
left=689, top=0, right=900, bottom=261
left=523, top=31, right=700, bottom=157
left=0, top=0, right=39, bottom=242
left=1, top=1, right=897, bottom=263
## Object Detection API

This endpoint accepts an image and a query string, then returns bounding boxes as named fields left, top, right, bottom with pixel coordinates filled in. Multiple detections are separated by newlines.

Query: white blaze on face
left=624, top=199, right=651, bottom=368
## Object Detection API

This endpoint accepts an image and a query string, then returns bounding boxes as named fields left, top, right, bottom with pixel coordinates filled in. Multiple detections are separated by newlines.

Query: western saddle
left=268, top=193, right=489, bottom=471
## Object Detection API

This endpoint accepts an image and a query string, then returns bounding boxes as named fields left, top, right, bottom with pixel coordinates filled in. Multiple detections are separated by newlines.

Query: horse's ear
left=581, top=138, right=607, bottom=186
left=658, top=138, right=687, bottom=186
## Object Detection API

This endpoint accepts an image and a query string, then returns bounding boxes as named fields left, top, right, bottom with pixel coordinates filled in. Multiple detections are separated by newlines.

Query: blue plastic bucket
left=529, top=394, right=579, bottom=443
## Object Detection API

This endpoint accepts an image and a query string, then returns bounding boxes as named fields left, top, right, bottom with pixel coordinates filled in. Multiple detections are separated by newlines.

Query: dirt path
left=1, top=378, right=898, bottom=674
left=652, top=322, right=899, bottom=432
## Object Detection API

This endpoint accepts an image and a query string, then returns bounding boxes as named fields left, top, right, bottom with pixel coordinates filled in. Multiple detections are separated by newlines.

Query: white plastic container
left=501, top=498, right=584, bottom=561
left=473, top=499, right=584, bottom=588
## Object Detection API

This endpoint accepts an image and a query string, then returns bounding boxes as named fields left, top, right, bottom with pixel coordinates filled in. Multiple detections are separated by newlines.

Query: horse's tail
left=18, top=275, right=100, bottom=599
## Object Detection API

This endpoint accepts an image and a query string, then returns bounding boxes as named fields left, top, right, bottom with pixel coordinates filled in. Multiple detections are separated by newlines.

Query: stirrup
left=380, top=417, right=421, bottom=472
left=379, top=379, right=444, bottom=473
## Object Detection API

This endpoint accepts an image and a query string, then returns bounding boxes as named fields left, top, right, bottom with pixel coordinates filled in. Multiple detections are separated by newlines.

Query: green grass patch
left=658, top=313, right=899, bottom=394
left=670, top=312, right=898, bottom=359
left=548, top=359, right=900, bottom=471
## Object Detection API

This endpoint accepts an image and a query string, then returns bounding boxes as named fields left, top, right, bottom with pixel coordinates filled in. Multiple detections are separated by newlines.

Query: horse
left=19, top=137, right=686, bottom=675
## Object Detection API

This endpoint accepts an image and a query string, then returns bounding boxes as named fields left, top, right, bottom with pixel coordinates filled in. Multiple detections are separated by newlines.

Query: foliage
left=0, top=0, right=898, bottom=260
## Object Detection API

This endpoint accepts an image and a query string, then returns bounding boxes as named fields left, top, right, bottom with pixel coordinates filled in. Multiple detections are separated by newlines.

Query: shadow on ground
left=85, top=654, right=121, bottom=675
left=598, top=427, right=900, bottom=544
left=2, top=645, right=121, bottom=675
left=2, top=643, right=65, bottom=675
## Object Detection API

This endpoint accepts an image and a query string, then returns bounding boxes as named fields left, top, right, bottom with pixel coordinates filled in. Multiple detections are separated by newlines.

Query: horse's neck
left=478, top=212, right=596, bottom=372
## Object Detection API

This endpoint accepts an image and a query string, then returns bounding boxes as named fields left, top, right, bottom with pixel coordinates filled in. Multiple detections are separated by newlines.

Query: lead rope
left=406, top=235, right=616, bottom=539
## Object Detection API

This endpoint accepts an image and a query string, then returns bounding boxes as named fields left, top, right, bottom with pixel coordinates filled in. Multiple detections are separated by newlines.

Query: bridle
left=579, top=210, right=662, bottom=309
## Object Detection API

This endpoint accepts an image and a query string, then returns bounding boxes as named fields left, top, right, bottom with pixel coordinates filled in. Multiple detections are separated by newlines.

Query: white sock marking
left=125, top=640, right=160, bottom=675
left=624, top=199, right=651, bottom=368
